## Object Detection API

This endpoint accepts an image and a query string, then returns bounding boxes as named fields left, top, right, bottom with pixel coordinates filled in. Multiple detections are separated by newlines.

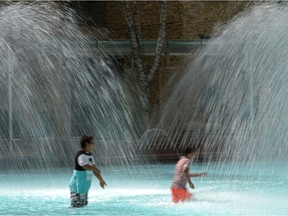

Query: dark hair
left=184, top=147, right=197, bottom=156
left=80, top=135, right=93, bottom=149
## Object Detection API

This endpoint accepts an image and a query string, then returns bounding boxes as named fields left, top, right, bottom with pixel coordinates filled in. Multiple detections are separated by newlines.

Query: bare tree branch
left=147, top=0, right=168, bottom=83
left=122, top=1, right=147, bottom=87
left=123, top=1, right=168, bottom=113
left=134, top=1, right=146, bottom=78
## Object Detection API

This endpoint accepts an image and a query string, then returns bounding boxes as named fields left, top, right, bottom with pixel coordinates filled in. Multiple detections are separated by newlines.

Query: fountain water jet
left=0, top=3, right=288, bottom=215
left=159, top=3, right=288, bottom=174
left=0, top=2, right=143, bottom=171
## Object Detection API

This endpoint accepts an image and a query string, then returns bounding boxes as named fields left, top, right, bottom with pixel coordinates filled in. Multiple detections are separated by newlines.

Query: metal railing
left=71, top=39, right=209, bottom=56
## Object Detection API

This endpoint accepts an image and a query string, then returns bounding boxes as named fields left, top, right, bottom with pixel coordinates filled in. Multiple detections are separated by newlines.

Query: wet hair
left=184, top=147, right=197, bottom=156
left=80, top=135, right=93, bottom=149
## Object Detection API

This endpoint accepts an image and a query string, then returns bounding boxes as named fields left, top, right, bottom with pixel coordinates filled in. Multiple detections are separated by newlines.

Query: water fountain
left=1, top=2, right=288, bottom=215
left=0, top=2, right=143, bottom=171
left=155, top=3, right=288, bottom=214
left=161, top=3, right=288, bottom=164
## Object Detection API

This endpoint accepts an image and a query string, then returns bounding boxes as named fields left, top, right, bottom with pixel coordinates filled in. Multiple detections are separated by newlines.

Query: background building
left=66, top=1, right=251, bottom=128
left=0, top=1, right=254, bottom=165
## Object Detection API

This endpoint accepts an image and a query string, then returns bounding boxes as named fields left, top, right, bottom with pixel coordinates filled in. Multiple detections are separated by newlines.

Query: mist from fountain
left=1, top=3, right=288, bottom=214
left=0, top=2, right=145, bottom=172
left=158, top=3, right=288, bottom=175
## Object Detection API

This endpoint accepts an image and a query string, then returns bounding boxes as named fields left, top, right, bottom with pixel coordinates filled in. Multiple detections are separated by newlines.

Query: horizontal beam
left=78, top=39, right=210, bottom=56
left=89, top=39, right=207, bottom=48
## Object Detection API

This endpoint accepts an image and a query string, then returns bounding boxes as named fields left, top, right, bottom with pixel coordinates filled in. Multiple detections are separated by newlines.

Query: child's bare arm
left=189, top=172, right=206, bottom=178
left=93, top=171, right=107, bottom=189
left=82, top=164, right=106, bottom=188
left=184, top=169, right=195, bottom=189
left=82, top=164, right=100, bottom=173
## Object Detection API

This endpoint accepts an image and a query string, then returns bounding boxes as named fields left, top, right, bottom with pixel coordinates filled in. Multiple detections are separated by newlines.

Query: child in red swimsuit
left=171, top=147, right=206, bottom=203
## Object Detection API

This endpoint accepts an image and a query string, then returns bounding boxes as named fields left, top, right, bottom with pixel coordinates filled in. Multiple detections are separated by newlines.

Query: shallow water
left=1, top=162, right=287, bottom=215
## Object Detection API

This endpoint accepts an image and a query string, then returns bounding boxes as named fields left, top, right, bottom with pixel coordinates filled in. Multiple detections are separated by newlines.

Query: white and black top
left=74, top=150, right=95, bottom=171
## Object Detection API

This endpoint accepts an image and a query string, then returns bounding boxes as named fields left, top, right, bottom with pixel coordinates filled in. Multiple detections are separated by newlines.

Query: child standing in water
left=171, top=147, right=206, bottom=203
left=69, top=135, right=107, bottom=207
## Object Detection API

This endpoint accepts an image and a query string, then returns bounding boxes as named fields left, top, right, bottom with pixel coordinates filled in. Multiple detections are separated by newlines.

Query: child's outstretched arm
left=81, top=165, right=107, bottom=188
left=82, top=164, right=100, bottom=173
left=184, top=168, right=195, bottom=189
left=93, top=171, right=107, bottom=189
left=189, top=172, right=206, bottom=178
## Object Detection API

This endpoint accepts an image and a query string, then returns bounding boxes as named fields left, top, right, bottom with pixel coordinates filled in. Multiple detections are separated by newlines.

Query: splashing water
left=0, top=2, right=144, bottom=171
left=160, top=4, right=288, bottom=171
left=1, top=2, right=288, bottom=215
left=1, top=163, right=288, bottom=215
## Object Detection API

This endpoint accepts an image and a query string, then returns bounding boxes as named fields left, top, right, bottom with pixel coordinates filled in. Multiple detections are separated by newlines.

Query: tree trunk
left=123, top=0, right=168, bottom=113
left=134, top=2, right=146, bottom=77
left=146, top=0, right=168, bottom=87
left=122, top=2, right=147, bottom=89
left=123, top=1, right=150, bottom=114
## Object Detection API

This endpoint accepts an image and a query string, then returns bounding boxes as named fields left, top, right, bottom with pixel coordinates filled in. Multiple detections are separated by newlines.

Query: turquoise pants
left=69, top=170, right=93, bottom=194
